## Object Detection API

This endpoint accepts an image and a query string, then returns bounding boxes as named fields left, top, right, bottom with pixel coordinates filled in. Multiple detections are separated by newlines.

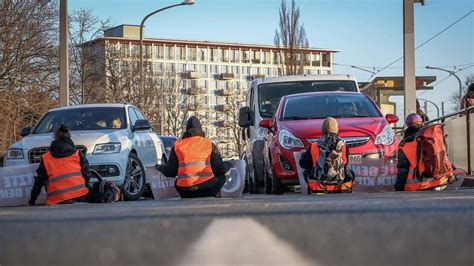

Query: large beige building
left=85, top=24, right=337, bottom=157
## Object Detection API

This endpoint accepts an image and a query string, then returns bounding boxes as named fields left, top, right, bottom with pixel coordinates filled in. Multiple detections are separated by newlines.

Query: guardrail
left=425, top=106, right=474, bottom=174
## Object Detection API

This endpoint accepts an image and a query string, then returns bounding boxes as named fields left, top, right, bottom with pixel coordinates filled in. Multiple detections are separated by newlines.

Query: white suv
left=4, top=103, right=166, bottom=200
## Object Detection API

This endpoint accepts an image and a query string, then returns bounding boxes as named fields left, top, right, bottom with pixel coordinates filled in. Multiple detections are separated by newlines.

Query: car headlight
left=6, top=148, right=24, bottom=159
left=278, top=130, right=304, bottom=150
left=374, top=125, right=395, bottom=145
left=93, top=143, right=121, bottom=154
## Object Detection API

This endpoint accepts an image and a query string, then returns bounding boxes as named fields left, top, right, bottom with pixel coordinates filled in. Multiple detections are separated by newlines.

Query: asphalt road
left=1, top=189, right=473, bottom=266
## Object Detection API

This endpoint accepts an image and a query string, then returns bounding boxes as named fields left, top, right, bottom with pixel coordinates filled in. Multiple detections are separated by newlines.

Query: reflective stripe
left=406, top=177, right=435, bottom=184
left=47, top=184, right=86, bottom=197
left=46, top=172, right=82, bottom=185
left=177, top=172, right=213, bottom=179
left=178, top=161, right=211, bottom=167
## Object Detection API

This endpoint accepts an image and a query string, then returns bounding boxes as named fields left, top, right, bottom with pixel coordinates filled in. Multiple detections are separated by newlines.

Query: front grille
left=28, top=146, right=87, bottom=164
left=307, top=136, right=370, bottom=148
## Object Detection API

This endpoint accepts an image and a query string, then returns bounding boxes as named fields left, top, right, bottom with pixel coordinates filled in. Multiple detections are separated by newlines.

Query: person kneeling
left=299, top=117, right=353, bottom=193
left=29, top=125, right=91, bottom=205
left=157, top=116, right=227, bottom=198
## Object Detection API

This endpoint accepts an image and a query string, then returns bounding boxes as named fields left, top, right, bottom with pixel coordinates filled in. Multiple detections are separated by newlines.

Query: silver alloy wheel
left=124, top=157, right=144, bottom=196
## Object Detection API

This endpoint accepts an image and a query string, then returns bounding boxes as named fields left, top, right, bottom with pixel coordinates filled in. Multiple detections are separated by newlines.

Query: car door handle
left=146, top=140, right=153, bottom=145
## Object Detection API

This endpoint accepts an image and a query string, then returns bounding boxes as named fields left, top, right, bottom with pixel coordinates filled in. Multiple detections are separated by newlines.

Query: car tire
left=121, top=153, right=146, bottom=201
left=248, top=159, right=260, bottom=194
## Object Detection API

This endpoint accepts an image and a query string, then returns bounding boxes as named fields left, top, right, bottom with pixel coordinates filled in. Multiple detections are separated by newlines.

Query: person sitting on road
left=394, top=113, right=453, bottom=191
left=29, top=124, right=91, bottom=205
left=157, top=116, right=227, bottom=198
left=299, top=117, right=353, bottom=193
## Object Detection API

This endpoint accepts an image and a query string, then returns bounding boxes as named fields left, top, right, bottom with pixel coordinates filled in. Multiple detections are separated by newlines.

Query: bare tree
left=69, top=9, right=111, bottom=105
left=450, top=73, right=474, bottom=111
left=0, top=0, right=59, bottom=156
left=215, top=87, right=245, bottom=160
left=274, top=0, right=309, bottom=76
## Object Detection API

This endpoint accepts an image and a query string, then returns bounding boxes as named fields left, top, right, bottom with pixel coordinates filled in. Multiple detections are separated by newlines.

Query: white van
left=238, top=74, right=360, bottom=193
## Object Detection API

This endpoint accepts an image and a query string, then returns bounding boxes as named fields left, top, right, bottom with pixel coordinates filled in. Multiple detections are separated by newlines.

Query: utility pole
left=59, top=0, right=69, bottom=106
left=403, top=0, right=425, bottom=118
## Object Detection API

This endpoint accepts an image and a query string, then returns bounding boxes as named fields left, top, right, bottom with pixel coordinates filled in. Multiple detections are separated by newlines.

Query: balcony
left=188, top=104, right=206, bottom=111
left=214, top=105, right=232, bottom=112
left=215, top=120, right=232, bottom=128
left=217, top=88, right=233, bottom=96
left=186, top=87, right=204, bottom=95
left=312, top=61, right=321, bottom=67
left=322, top=61, right=331, bottom=67
left=185, top=71, right=200, bottom=79
left=219, top=73, right=234, bottom=80
left=251, top=59, right=261, bottom=64
left=251, top=74, right=265, bottom=79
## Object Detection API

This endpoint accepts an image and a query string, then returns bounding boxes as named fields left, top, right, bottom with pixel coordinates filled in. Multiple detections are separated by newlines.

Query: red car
left=260, top=92, right=399, bottom=194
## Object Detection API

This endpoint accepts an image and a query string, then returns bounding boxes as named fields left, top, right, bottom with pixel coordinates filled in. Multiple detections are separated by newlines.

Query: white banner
left=0, top=164, right=46, bottom=207
left=145, top=167, right=179, bottom=200
left=221, top=160, right=246, bottom=198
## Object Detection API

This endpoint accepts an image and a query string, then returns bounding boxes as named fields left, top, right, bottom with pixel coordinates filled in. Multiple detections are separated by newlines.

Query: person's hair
left=468, top=83, right=474, bottom=93
left=416, top=99, right=420, bottom=110
left=54, top=124, right=71, bottom=140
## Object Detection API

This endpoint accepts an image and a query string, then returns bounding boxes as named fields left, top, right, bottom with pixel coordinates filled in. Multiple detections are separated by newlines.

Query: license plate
left=349, top=154, right=362, bottom=164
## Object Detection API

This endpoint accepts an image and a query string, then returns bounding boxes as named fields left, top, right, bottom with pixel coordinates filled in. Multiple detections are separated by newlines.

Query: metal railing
left=425, top=106, right=473, bottom=174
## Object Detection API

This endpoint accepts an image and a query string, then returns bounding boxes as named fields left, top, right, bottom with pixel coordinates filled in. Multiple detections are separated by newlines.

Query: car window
left=282, top=94, right=381, bottom=120
left=133, top=108, right=146, bottom=120
left=34, top=107, right=126, bottom=134
left=258, top=80, right=357, bottom=118
left=128, top=107, right=138, bottom=126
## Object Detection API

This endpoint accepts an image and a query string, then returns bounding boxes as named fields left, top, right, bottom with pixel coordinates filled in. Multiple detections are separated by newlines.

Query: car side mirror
left=20, top=127, right=32, bottom=137
left=385, top=114, right=399, bottom=124
left=132, top=119, right=151, bottom=132
left=238, top=106, right=252, bottom=128
left=259, top=119, right=273, bottom=129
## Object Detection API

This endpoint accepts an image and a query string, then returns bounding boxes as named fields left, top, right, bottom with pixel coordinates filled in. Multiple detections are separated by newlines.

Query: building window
left=210, top=65, right=218, bottom=73
left=232, top=66, right=240, bottom=75
left=187, top=47, right=197, bottom=61
left=166, top=45, right=175, bottom=60
left=221, top=49, right=229, bottom=62
left=251, top=50, right=260, bottom=63
left=198, top=48, right=207, bottom=61
left=322, top=53, right=330, bottom=67
left=155, top=45, right=163, bottom=59
left=120, top=44, right=130, bottom=58
left=198, top=64, right=206, bottom=73
left=243, top=50, right=250, bottom=63
left=262, top=51, right=271, bottom=64
left=176, top=46, right=186, bottom=60
left=211, top=48, right=219, bottom=62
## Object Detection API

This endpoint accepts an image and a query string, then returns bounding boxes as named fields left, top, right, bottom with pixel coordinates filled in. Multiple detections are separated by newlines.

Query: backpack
left=415, top=124, right=453, bottom=180
left=312, top=133, right=345, bottom=183
left=87, top=170, right=121, bottom=203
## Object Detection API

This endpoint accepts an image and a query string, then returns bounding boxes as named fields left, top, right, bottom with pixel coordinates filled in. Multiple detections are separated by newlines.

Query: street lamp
left=139, top=0, right=195, bottom=99
left=426, top=65, right=463, bottom=100
left=350, top=65, right=376, bottom=75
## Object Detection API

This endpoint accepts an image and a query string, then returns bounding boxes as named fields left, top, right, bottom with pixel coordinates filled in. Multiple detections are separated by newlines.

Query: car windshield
left=282, top=94, right=381, bottom=120
left=258, top=80, right=358, bottom=118
left=34, top=107, right=127, bottom=134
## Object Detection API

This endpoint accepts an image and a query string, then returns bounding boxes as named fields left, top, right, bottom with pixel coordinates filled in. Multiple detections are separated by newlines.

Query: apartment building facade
left=85, top=24, right=337, bottom=158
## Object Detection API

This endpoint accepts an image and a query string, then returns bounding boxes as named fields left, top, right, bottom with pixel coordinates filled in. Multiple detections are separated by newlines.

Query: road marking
left=177, top=218, right=314, bottom=266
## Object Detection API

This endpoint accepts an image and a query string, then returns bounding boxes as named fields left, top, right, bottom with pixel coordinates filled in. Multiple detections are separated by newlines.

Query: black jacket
left=157, top=132, right=227, bottom=178
left=29, top=137, right=91, bottom=205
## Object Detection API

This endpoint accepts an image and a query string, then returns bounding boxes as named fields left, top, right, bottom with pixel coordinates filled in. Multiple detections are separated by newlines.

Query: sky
left=70, top=0, right=474, bottom=119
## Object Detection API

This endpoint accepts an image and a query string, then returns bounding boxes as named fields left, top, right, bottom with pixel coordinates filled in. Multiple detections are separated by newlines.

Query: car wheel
left=121, top=153, right=146, bottom=201
left=248, top=158, right=260, bottom=194
left=271, top=172, right=285, bottom=195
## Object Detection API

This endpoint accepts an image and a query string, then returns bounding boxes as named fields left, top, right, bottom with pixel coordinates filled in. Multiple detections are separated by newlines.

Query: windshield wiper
left=283, top=116, right=313, bottom=120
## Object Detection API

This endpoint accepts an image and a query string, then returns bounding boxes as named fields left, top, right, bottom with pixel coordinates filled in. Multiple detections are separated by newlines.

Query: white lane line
left=177, top=218, right=315, bottom=266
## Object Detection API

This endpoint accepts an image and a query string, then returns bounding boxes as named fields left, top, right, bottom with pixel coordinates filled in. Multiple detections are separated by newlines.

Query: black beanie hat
left=186, top=116, right=203, bottom=132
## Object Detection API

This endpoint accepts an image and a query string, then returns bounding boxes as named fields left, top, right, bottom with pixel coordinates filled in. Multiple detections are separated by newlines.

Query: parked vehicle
left=4, top=104, right=166, bottom=200
left=259, top=92, right=399, bottom=194
left=238, top=75, right=361, bottom=193
left=159, top=136, right=177, bottom=161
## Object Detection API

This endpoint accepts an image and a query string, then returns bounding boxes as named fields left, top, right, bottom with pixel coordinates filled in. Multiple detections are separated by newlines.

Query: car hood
left=12, top=130, right=131, bottom=152
left=279, top=117, right=388, bottom=140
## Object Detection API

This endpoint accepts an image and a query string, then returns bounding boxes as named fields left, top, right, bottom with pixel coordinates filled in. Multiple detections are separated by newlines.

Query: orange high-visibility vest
left=400, top=141, right=448, bottom=191
left=174, top=136, right=215, bottom=187
left=42, top=151, right=89, bottom=205
left=308, top=142, right=351, bottom=192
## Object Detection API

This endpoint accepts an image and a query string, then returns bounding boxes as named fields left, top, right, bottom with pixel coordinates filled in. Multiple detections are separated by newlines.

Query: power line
left=370, top=10, right=474, bottom=80
left=334, top=62, right=474, bottom=70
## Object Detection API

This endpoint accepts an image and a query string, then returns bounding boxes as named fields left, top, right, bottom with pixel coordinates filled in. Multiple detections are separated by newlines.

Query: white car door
left=130, top=107, right=158, bottom=167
